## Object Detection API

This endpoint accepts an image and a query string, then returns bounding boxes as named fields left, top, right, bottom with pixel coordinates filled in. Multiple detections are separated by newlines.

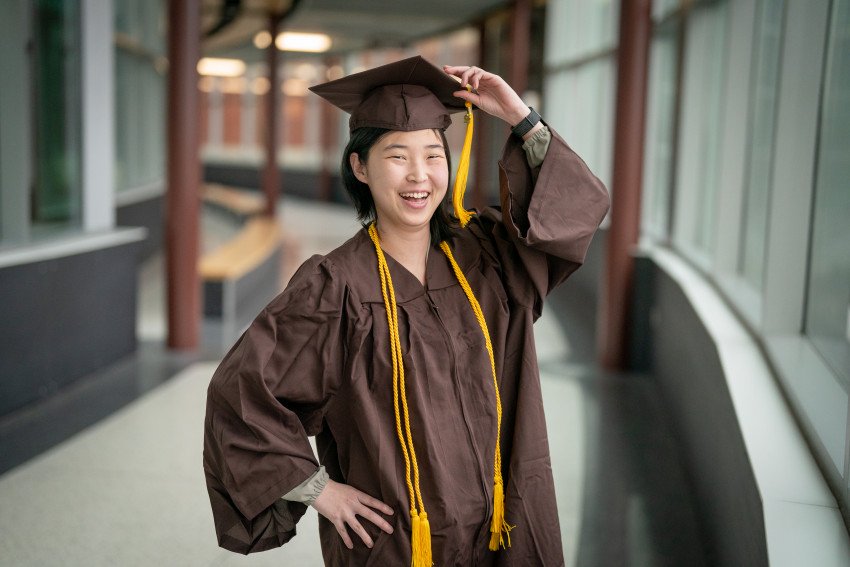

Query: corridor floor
left=0, top=197, right=706, bottom=566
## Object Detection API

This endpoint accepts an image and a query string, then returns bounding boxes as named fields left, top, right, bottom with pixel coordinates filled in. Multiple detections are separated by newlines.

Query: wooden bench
left=202, top=183, right=266, bottom=220
left=199, top=215, right=282, bottom=348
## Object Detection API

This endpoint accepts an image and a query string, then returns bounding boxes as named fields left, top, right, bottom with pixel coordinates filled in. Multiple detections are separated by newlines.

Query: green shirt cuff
left=280, top=465, right=328, bottom=505
left=522, top=125, right=551, bottom=169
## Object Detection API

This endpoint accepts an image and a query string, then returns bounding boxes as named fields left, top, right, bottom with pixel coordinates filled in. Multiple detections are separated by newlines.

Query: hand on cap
left=443, top=65, right=532, bottom=128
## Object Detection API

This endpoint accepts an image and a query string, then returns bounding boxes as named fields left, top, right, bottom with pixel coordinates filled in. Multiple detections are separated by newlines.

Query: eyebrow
left=381, top=143, right=445, bottom=151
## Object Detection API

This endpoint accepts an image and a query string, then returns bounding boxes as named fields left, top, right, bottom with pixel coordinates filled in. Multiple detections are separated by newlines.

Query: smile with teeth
left=399, top=191, right=429, bottom=201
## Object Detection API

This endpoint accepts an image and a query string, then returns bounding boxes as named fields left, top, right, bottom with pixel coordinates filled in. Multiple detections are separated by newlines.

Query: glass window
left=114, top=0, right=166, bottom=193
left=653, top=0, right=682, bottom=22
left=805, top=0, right=850, bottom=390
left=738, top=0, right=787, bottom=290
left=31, top=0, right=82, bottom=237
left=641, top=19, right=680, bottom=240
left=546, top=0, right=619, bottom=66
left=673, top=0, right=728, bottom=257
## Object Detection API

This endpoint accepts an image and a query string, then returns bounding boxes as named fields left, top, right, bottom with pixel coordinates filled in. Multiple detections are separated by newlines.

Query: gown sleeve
left=202, top=255, right=355, bottom=554
left=472, top=121, right=611, bottom=317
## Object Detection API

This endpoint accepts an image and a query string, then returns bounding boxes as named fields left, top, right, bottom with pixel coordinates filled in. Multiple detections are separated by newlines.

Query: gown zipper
left=425, top=291, right=492, bottom=564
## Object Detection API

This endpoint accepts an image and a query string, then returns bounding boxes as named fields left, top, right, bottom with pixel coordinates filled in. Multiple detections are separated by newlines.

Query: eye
left=428, top=154, right=445, bottom=160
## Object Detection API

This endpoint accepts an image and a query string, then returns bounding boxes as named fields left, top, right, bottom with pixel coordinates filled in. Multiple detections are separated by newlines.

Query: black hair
left=341, top=127, right=458, bottom=246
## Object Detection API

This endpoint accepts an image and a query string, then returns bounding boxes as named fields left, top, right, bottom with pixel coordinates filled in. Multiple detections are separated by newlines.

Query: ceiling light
left=253, top=30, right=272, bottom=49
left=251, top=77, right=270, bottom=95
left=275, top=32, right=332, bottom=53
left=294, top=62, right=318, bottom=81
left=283, top=78, right=309, bottom=97
left=326, top=65, right=344, bottom=81
left=197, top=57, right=245, bottom=77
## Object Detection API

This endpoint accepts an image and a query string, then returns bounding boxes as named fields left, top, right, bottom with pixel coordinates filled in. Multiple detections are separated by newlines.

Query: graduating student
left=203, top=55, right=610, bottom=566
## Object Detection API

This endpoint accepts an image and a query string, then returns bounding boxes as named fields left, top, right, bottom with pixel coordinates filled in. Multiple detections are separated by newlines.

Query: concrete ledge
left=0, top=228, right=146, bottom=417
left=0, top=227, right=146, bottom=269
left=643, top=244, right=850, bottom=566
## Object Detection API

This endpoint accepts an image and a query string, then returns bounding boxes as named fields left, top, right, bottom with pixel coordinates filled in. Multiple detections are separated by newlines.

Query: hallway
left=0, top=198, right=705, bottom=566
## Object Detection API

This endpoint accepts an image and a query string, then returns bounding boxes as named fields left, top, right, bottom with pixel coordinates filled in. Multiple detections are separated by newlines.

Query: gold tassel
left=452, top=93, right=475, bottom=227
left=488, top=479, right=514, bottom=550
left=411, top=511, right=422, bottom=565
left=411, top=510, right=433, bottom=567
left=418, top=512, right=433, bottom=566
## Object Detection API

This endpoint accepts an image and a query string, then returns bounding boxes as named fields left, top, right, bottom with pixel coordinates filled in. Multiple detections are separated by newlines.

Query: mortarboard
left=309, top=55, right=477, bottom=226
left=308, top=55, right=469, bottom=132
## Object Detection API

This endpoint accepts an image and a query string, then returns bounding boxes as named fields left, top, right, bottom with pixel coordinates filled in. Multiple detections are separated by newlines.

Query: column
left=165, top=0, right=201, bottom=349
left=598, top=0, right=652, bottom=370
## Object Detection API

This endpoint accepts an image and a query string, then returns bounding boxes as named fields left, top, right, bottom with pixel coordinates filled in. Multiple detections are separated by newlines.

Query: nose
left=406, top=157, right=428, bottom=183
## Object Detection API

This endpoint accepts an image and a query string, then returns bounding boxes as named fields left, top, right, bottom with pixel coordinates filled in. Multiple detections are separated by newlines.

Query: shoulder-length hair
left=340, top=127, right=458, bottom=246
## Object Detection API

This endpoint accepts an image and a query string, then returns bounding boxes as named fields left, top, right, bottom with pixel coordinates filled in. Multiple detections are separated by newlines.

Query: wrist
left=521, top=121, right=545, bottom=142
left=505, top=104, right=531, bottom=127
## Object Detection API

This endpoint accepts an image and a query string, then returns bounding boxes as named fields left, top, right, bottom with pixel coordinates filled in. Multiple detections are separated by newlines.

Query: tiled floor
left=0, top=197, right=706, bottom=566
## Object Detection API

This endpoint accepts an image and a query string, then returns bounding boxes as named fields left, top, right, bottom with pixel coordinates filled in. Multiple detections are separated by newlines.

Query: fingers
left=357, top=492, right=394, bottom=516
left=452, top=89, right=480, bottom=105
left=315, top=481, right=396, bottom=549
left=336, top=505, right=392, bottom=549
left=347, top=516, right=375, bottom=548
left=356, top=503, right=395, bottom=535
left=333, top=520, right=355, bottom=550
left=443, top=64, right=485, bottom=90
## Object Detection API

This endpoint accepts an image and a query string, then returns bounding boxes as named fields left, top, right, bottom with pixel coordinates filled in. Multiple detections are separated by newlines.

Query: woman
left=203, top=56, right=610, bottom=566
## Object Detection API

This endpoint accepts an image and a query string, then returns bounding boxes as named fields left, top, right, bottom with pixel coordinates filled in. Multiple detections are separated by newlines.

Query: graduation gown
left=203, top=124, right=611, bottom=566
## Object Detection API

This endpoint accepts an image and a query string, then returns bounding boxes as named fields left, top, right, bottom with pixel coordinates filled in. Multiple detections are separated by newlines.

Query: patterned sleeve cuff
left=280, top=465, right=329, bottom=506
left=521, top=124, right=551, bottom=169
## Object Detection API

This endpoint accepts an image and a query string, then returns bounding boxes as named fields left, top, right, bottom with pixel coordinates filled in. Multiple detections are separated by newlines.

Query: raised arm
left=443, top=65, right=611, bottom=317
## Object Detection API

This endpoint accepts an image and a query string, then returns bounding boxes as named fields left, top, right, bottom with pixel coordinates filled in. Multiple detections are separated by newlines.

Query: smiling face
left=350, top=129, right=449, bottom=236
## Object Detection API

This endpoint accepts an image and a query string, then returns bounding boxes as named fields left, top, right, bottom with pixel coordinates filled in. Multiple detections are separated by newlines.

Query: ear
left=350, top=153, right=369, bottom=184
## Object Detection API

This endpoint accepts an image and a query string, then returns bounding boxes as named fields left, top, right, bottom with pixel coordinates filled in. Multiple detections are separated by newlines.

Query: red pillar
left=318, top=57, right=339, bottom=202
left=472, top=20, right=488, bottom=211
left=165, top=0, right=201, bottom=349
left=508, top=0, right=531, bottom=96
left=598, top=0, right=652, bottom=370
left=262, top=13, right=283, bottom=216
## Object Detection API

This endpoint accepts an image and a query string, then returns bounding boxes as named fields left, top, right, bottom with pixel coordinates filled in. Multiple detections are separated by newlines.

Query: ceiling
left=201, top=0, right=511, bottom=62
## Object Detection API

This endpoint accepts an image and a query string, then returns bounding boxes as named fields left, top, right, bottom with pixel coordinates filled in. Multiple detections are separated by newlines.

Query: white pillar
left=208, top=80, right=224, bottom=149
left=242, top=67, right=257, bottom=156
left=0, top=0, right=32, bottom=243
left=81, top=0, right=115, bottom=231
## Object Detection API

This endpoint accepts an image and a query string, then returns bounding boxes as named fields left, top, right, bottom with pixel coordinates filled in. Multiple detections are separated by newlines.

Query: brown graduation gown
left=203, top=124, right=611, bottom=566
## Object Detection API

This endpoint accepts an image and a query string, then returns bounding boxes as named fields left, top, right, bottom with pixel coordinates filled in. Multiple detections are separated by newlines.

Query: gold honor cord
left=368, top=224, right=431, bottom=567
left=368, top=222, right=514, bottom=566
left=439, top=241, right=514, bottom=550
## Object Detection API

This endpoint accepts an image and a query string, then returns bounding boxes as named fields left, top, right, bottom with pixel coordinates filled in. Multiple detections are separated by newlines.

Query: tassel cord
left=452, top=98, right=475, bottom=227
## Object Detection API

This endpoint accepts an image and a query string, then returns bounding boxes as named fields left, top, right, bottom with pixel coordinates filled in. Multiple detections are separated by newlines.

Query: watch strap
left=511, top=107, right=541, bottom=138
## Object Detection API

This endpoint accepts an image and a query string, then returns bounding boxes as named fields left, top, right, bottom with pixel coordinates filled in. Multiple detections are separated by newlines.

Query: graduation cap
left=309, top=55, right=477, bottom=226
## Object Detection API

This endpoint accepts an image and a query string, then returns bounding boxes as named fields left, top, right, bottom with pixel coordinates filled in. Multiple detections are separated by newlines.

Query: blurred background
left=0, top=0, right=848, bottom=565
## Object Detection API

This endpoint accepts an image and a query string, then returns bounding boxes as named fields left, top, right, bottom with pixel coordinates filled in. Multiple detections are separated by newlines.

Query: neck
left=374, top=220, right=431, bottom=284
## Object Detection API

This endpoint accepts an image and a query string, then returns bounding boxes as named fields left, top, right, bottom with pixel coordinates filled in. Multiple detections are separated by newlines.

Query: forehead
left=379, top=128, right=443, bottom=148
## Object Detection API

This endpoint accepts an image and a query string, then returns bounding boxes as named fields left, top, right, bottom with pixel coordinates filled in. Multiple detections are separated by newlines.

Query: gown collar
left=351, top=227, right=475, bottom=304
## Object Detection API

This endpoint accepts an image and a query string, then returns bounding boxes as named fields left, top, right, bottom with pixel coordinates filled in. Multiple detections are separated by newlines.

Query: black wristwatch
left=511, top=107, right=541, bottom=138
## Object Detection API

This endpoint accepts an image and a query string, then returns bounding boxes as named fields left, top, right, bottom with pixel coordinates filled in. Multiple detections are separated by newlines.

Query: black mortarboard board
left=308, top=55, right=469, bottom=132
